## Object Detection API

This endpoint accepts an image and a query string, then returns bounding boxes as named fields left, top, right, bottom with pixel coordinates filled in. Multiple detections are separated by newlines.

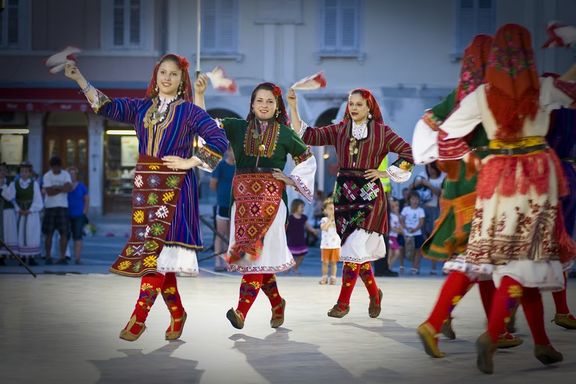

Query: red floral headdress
left=145, top=54, right=193, bottom=102
left=456, top=34, right=492, bottom=103
left=485, top=24, right=539, bottom=140
left=343, top=88, right=384, bottom=125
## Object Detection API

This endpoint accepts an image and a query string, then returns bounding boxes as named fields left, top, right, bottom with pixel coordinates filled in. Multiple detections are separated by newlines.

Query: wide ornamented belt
left=337, top=168, right=367, bottom=177
left=485, top=136, right=548, bottom=156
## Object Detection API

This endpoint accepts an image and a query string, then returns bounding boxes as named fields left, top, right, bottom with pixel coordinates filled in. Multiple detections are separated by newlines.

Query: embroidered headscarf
left=485, top=24, right=539, bottom=140
left=456, top=34, right=493, bottom=103
left=145, top=54, right=193, bottom=102
left=246, top=82, right=290, bottom=126
left=343, top=88, right=384, bottom=125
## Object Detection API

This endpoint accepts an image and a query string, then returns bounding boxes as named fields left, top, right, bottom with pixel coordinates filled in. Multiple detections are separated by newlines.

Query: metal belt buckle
left=504, top=147, right=515, bottom=155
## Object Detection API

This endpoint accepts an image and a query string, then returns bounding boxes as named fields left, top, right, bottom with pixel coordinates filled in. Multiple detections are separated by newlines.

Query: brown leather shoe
left=417, top=322, right=445, bottom=358
left=226, top=308, right=245, bottom=329
left=165, top=312, right=187, bottom=341
left=496, top=331, right=523, bottom=349
left=534, top=344, right=563, bottom=365
left=368, top=288, right=383, bottom=318
left=476, top=332, right=497, bottom=374
left=270, top=299, right=286, bottom=328
left=119, top=315, right=146, bottom=342
left=327, top=303, right=349, bottom=318
left=552, top=313, right=576, bottom=329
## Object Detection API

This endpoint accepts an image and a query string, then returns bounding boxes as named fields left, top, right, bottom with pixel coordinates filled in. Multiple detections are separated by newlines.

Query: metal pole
left=196, top=0, right=201, bottom=78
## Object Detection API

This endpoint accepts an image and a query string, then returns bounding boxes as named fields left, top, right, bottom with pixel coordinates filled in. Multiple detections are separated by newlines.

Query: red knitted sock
left=359, top=262, right=380, bottom=299
left=522, top=287, right=550, bottom=345
left=426, top=271, right=472, bottom=332
left=336, top=262, right=360, bottom=310
left=236, top=274, right=263, bottom=318
left=487, top=276, right=522, bottom=343
left=478, top=279, right=496, bottom=319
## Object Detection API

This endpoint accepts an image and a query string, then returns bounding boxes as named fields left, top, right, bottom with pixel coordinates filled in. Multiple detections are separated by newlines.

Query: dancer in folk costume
left=63, top=54, right=228, bottom=341
left=546, top=102, right=576, bottom=330
left=0, top=163, right=18, bottom=265
left=2, top=163, right=43, bottom=264
left=288, top=87, right=413, bottom=318
left=195, top=77, right=316, bottom=329
left=413, top=35, right=522, bottom=357
left=429, top=24, right=576, bottom=374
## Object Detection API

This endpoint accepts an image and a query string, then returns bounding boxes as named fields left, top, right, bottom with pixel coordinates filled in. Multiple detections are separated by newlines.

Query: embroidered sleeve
left=411, top=119, right=439, bottom=164
left=289, top=154, right=316, bottom=203
left=82, top=87, right=112, bottom=114
left=293, top=146, right=313, bottom=166
left=193, top=145, right=223, bottom=172
left=190, top=105, right=229, bottom=172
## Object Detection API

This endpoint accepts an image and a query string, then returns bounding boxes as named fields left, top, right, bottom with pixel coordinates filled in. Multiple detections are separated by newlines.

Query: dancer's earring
left=368, top=113, right=373, bottom=120
left=275, top=110, right=280, bottom=118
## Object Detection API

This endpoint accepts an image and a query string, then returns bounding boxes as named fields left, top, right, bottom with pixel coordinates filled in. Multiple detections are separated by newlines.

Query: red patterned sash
left=110, top=154, right=186, bottom=277
left=228, top=172, right=284, bottom=263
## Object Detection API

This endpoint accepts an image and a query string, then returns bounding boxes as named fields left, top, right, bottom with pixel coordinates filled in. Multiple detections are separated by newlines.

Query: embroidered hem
left=195, top=145, right=223, bottom=172
left=227, top=259, right=295, bottom=274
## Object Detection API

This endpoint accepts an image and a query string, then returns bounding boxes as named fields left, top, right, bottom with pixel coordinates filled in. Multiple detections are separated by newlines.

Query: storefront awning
left=0, top=88, right=145, bottom=112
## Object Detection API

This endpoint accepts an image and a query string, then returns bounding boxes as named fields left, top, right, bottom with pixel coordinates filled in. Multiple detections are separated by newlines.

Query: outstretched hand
left=194, top=73, right=209, bottom=95
left=64, top=62, right=83, bottom=82
left=287, top=88, right=298, bottom=109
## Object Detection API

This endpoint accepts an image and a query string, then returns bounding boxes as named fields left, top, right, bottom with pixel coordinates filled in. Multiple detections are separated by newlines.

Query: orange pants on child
left=321, top=248, right=340, bottom=263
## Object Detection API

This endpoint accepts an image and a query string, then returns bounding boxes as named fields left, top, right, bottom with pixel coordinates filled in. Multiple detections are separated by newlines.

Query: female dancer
left=413, top=35, right=522, bottom=358
left=288, top=87, right=413, bottom=318
left=195, top=77, right=316, bottom=329
left=435, top=24, right=576, bottom=374
left=63, top=54, right=228, bottom=341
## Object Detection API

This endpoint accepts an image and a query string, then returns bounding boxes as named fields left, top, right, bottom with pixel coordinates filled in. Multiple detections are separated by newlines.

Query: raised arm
left=287, top=88, right=303, bottom=134
left=64, top=62, right=141, bottom=124
left=194, top=73, right=209, bottom=111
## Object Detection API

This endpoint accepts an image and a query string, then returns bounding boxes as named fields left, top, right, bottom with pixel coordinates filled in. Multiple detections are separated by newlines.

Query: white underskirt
left=227, top=202, right=295, bottom=274
left=156, top=245, right=199, bottom=277
left=492, top=260, right=564, bottom=292
left=340, top=229, right=386, bottom=264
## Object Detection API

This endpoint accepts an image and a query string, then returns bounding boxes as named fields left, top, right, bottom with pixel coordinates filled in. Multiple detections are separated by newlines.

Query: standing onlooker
left=42, top=156, right=72, bottom=264
left=0, top=163, right=17, bottom=265
left=2, top=163, right=43, bottom=265
left=67, top=166, right=89, bottom=265
left=286, top=198, right=318, bottom=275
left=319, top=197, right=340, bottom=285
left=398, top=187, right=410, bottom=212
left=388, top=198, right=404, bottom=272
left=400, top=191, right=425, bottom=274
left=210, top=147, right=235, bottom=272
left=418, top=162, right=445, bottom=274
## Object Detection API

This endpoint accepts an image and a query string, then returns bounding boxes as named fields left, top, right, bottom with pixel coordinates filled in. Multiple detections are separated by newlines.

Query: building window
left=0, top=0, right=30, bottom=50
left=102, top=0, right=153, bottom=51
left=318, top=0, right=363, bottom=59
left=202, top=0, right=238, bottom=55
left=454, top=0, right=495, bottom=58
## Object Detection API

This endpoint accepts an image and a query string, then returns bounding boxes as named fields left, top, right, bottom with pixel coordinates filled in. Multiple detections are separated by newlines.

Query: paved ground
left=1, top=209, right=576, bottom=383
left=1, top=274, right=575, bottom=384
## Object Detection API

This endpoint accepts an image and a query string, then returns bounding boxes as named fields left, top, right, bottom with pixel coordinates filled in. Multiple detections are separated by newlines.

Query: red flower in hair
left=179, top=57, right=190, bottom=71
left=272, top=86, right=282, bottom=97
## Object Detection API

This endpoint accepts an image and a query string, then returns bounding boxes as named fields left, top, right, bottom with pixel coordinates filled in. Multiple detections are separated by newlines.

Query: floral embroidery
left=147, top=193, right=159, bottom=205
left=133, top=210, right=145, bottom=224
left=155, top=206, right=169, bottom=219
left=144, top=240, right=159, bottom=252
left=147, top=175, right=161, bottom=188
left=141, top=282, right=153, bottom=291
left=166, top=175, right=181, bottom=189
left=164, top=286, right=176, bottom=295
left=117, top=260, right=132, bottom=271
left=150, top=223, right=165, bottom=237
left=162, top=191, right=175, bottom=203
left=488, top=33, right=535, bottom=78
left=148, top=164, right=160, bottom=171
left=133, top=192, right=145, bottom=206
left=143, top=255, right=157, bottom=268
left=134, top=175, right=144, bottom=188
left=508, top=285, right=523, bottom=299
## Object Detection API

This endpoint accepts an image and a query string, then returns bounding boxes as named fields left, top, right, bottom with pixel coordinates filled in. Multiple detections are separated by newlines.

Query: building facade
left=1, top=0, right=575, bottom=213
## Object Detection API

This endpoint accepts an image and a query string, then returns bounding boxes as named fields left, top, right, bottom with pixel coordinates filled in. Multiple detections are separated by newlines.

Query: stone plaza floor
left=1, top=273, right=575, bottom=384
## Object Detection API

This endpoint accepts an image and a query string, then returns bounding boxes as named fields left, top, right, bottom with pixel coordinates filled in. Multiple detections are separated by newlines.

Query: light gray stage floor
left=1, top=274, right=575, bottom=383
